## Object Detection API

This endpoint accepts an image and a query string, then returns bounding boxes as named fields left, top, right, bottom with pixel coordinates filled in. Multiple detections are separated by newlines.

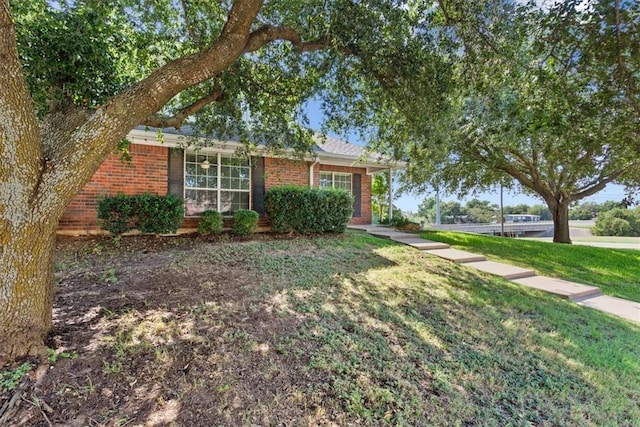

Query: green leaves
left=14, top=2, right=141, bottom=114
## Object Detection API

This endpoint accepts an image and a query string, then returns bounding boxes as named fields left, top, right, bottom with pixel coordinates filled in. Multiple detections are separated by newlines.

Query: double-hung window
left=184, top=152, right=250, bottom=216
left=319, top=172, right=352, bottom=194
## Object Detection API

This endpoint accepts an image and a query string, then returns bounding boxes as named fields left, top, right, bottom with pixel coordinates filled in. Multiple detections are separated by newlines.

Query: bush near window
left=593, top=208, right=640, bottom=237
left=97, top=193, right=136, bottom=236
left=97, top=194, right=184, bottom=235
left=198, top=210, right=223, bottom=235
left=136, top=193, right=185, bottom=234
left=231, top=209, right=259, bottom=235
left=266, top=186, right=354, bottom=234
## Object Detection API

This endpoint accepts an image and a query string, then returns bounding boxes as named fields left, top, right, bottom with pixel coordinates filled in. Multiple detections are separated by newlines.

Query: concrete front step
left=423, top=248, right=487, bottom=264
left=369, top=230, right=416, bottom=239
left=390, top=236, right=451, bottom=250
left=512, top=276, right=601, bottom=301
left=576, top=295, right=640, bottom=323
left=465, top=260, right=536, bottom=280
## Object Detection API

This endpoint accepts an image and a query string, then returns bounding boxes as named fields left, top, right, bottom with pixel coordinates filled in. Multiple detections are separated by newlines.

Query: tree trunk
left=0, top=210, right=58, bottom=363
left=549, top=200, right=572, bottom=243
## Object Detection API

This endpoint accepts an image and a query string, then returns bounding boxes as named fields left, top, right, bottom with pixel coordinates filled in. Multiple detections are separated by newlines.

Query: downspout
left=309, top=159, right=320, bottom=188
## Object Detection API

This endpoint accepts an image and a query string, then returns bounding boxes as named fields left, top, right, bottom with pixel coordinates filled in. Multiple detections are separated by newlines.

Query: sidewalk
left=349, top=225, right=640, bottom=324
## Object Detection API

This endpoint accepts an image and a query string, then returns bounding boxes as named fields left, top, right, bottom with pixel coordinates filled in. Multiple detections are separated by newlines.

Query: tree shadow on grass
left=13, top=232, right=639, bottom=426
left=319, top=248, right=640, bottom=425
left=14, top=233, right=397, bottom=426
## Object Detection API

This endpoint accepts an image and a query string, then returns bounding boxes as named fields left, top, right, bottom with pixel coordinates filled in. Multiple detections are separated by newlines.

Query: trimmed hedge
left=97, top=193, right=136, bottom=236
left=97, top=193, right=184, bottom=235
left=136, top=194, right=185, bottom=234
left=265, top=186, right=354, bottom=234
left=198, top=210, right=223, bottom=235
left=231, top=209, right=259, bottom=235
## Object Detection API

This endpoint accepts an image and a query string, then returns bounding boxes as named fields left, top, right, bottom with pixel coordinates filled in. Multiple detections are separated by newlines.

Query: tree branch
left=244, top=25, right=332, bottom=53
left=42, top=0, right=265, bottom=205
left=572, top=165, right=634, bottom=200
left=140, top=87, right=225, bottom=129
left=0, top=0, right=42, bottom=201
left=180, top=0, right=201, bottom=45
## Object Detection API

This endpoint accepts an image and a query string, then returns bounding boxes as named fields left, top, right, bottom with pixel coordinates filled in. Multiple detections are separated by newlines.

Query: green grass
left=421, top=230, right=640, bottom=302
left=262, top=231, right=640, bottom=425
left=46, top=231, right=640, bottom=426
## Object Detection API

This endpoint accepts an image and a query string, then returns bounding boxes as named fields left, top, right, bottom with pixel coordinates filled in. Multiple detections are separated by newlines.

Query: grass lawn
left=421, top=230, right=640, bottom=303
left=3, top=231, right=640, bottom=425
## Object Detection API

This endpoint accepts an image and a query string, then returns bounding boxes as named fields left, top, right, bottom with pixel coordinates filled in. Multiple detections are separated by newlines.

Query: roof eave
left=126, top=128, right=406, bottom=169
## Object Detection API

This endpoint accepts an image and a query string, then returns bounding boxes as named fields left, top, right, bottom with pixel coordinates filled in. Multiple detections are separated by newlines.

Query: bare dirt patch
left=3, top=233, right=358, bottom=426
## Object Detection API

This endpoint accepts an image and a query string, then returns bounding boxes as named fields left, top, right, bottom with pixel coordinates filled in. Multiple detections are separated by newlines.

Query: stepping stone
left=576, top=295, right=640, bottom=323
left=369, top=230, right=414, bottom=239
left=423, top=248, right=486, bottom=263
left=512, top=276, right=601, bottom=301
left=465, top=260, right=536, bottom=280
left=390, top=237, right=450, bottom=250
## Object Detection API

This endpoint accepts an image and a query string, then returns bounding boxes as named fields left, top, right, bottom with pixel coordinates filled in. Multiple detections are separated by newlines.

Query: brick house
left=58, top=126, right=401, bottom=235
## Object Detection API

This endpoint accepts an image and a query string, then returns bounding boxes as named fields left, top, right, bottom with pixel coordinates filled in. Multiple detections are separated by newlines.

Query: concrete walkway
left=350, top=225, right=640, bottom=324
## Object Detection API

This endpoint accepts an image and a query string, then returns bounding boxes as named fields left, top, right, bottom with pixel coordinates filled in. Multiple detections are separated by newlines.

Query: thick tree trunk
left=549, top=200, right=572, bottom=243
left=0, top=209, right=58, bottom=363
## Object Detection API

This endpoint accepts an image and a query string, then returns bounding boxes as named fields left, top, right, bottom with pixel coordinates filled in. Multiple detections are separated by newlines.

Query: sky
left=304, top=100, right=628, bottom=213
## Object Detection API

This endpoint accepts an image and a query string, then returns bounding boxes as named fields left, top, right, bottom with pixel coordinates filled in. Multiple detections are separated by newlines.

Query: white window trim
left=319, top=171, right=352, bottom=194
left=184, top=151, right=252, bottom=217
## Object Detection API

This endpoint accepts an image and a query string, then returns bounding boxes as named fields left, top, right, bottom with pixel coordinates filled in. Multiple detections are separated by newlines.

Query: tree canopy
left=0, top=0, right=441, bottom=362
left=331, top=0, right=640, bottom=243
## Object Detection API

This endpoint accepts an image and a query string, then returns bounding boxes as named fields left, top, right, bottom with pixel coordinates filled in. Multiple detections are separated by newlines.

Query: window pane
left=185, top=189, right=217, bottom=216
left=221, top=155, right=249, bottom=166
left=334, top=174, right=351, bottom=193
left=220, top=191, right=249, bottom=215
left=319, top=173, right=332, bottom=188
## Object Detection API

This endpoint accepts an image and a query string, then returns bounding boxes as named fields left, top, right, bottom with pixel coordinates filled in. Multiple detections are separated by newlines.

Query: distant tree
left=527, top=205, right=551, bottom=221
left=504, top=204, right=531, bottom=215
left=600, top=200, right=626, bottom=213
left=440, top=201, right=466, bottom=224
left=570, top=200, right=626, bottom=220
left=569, top=202, right=600, bottom=220
left=465, top=198, right=498, bottom=223
left=593, top=208, right=640, bottom=237
left=418, top=196, right=437, bottom=223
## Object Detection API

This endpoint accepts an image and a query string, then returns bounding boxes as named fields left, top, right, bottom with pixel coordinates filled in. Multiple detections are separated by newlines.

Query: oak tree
left=338, top=0, right=640, bottom=243
left=0, top=0, right=427, bottom=362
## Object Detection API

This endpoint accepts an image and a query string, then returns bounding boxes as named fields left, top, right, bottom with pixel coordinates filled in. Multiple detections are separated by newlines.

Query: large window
left=319, top=172, right=352, bottom=194
left=184, top=152, right=250, bottom=216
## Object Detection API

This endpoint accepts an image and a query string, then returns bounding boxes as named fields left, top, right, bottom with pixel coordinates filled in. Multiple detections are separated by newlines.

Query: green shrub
left=266, top=186, right=354, bottom=234
left=135, top=193, right=185, bottom=234
left=390, top=213, right=410, bottom=228
left=593, top=208, right=640, bottom=236
left=97, top=193, right=184, bottom=235
left=231, top=209, right=259, bottom=235
left=198, top=210, right=223, bottom=235
left=97, top=193, right=136, bottom=236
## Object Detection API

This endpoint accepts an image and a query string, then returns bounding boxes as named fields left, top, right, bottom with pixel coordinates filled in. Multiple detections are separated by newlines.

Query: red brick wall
left=58, top=149, right=374, bottom=235
left=318, top=165, right=372, bottom=225
left=58, top=144, right=168, bottom=233
left=264, top=159, right=372, bottom=225
left=264, top=158, right=310, bottom=187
